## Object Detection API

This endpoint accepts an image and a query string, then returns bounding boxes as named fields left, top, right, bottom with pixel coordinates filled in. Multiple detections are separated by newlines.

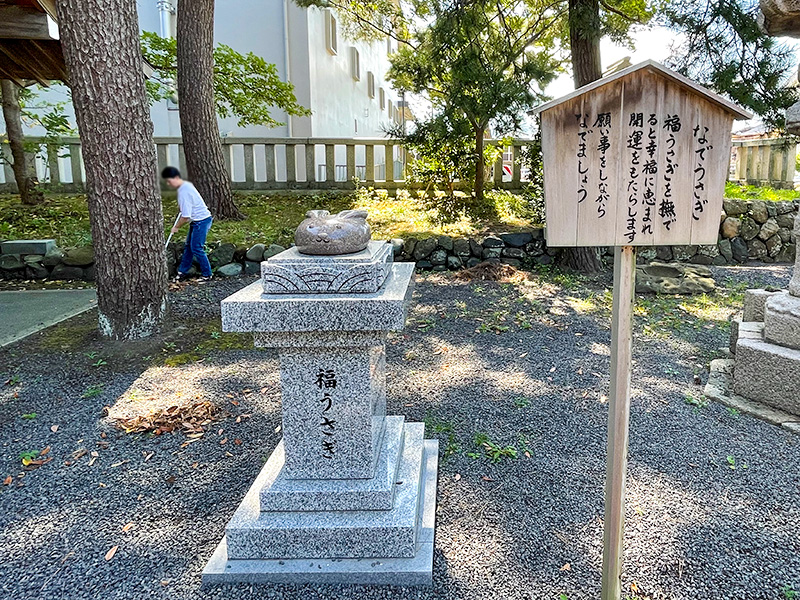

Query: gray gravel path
left=0, top=266, right=798, bottom=600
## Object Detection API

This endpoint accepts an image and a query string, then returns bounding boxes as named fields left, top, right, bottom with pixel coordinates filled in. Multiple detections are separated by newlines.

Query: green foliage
left=293, top=0, right=408, bottom=42
left=661, top=0, right=799, bottom=130
left=21, top=413, right=37, bottom=420
left=724, top=181, right=800, bottom=202
left=140, top=32, right=310, bottom=128
left=81, top=385, right=104, bottom=399
left=516, top=129, right=546, bottom=225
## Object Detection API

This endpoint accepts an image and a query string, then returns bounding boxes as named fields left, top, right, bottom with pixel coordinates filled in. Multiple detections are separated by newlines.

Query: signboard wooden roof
left=533, top=60, right=752, bottom=248
left=0, top=0, right=66, bottom=85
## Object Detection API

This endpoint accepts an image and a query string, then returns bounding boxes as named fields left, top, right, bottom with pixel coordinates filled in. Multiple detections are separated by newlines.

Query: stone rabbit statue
left=294, top=209, right=372, bottom=255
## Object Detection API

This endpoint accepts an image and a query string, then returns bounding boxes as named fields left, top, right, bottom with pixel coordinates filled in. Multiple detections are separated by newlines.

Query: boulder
left=482, top=236, right=504, bottom=248
left=501, top=247, right=525, bottom=259
left=778, top=227, right=793, bottom=243
left=263, top=244, right=286, bottom=260
left=758, top=218, right=780, bottom=241
left=391, top=239, right=404, bottom=257
left=403, top=238, right=417, bottom=258
left=469, top=239, right=482, bottom=257
left=244, top=260, right=262, bottom=275
left=416, top=260, right=433, bottom=270
left=777, top=213, right=796, bottom=229
left=430, top=249, right=448, bottom=266
left=482, top=247, right=501, bottom=259
left=776, top=243, right=796, bottom=263
left=775, top=201, right=796, bottom=215
left=63, top=246, right=94, bottom=267
left=750, top=200, right=769, bottom=224
left=720, top=217, right=741, bottom=239
left=26, top=264, right=49, bottom=279
left=51, top=264, right=84, bottom=280
left=730, top=237, right=749, bottom=263
left=767, top=202, right=777, bottom=218
left=216, top=262, right=243, bottom=277
left=524, top=239, right=545, bottom=255
left=246, top=243, right=266, bottom=262
left=42, top=247, right=64, bottom=267
left=0, top=255, right=24, bottom=271
left=83, top=265, right=96, bottom=281
left=718, top=239, right=733, bottom=262
left=690, top=255, right=714, bottom=265
left=722, top=198, right=748, bottom=216
left=446, top=255, right=462, bottom=270
left=23, top=254, right=44, bottom=264
left=499, top=232, right=533, bottom=248
left=453, top=238, right=471, bottom=257
left=466, top=257, right=481, bottom=268
left=638, top=248, right=657, bottom=263
left=432, top=265, right=448, bottom=272
left=413, top=237, right=437, bottom=260
left=209, top=243, right=236, bottom=267
left=740, top=217, right=760, bottom=241
left=535, top=254, right=553, bottom=265
left=748, top=239, right=768, bottom=260
left=437, top=235, right=454, bottom=251
left=698, top=244, right=720, bottom=258
left=635, top=262, right=715, bottom=294
left=656, top=246, right=673, bottom=261
left=673, top=245, right=698, bottom=261
left=766, top=234, right=783, bottom=258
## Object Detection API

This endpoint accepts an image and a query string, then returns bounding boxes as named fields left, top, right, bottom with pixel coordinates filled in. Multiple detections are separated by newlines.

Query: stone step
left=202, top=439, right=439, bottom=586
left=734, top=334, right=800, bottom=417
left=225, top=422, right=426, bottom=560
left=260, top=415, right=406, bottom=512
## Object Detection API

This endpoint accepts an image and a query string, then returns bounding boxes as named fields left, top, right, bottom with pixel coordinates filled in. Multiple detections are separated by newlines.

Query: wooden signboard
left=535, top=60, right=751, bottom=248
left=533, top=61, right=750, bottom=600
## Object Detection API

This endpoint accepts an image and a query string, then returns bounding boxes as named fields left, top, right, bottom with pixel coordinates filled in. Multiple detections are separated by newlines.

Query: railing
left=730, top=137, right=798, bottom=190
left=0, top=136, right=539, bottom=193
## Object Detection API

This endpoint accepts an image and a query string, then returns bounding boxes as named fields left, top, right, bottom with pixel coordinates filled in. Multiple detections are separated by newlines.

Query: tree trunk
left=562, top=0, right=603, bottom=273
left=1, top=80, right=44, bottom=205
left=56, top=0, right=168, bottom=340
left=176, top=0, right=242, bottom=220
left=474, top=125, right=485, bottom=203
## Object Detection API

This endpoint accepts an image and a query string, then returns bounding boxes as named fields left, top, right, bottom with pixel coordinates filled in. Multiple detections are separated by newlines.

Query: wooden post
left=601, top=245, right=636, bottom=600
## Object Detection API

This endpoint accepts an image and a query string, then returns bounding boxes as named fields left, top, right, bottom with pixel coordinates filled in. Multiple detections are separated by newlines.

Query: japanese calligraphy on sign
left=316, top=367, right=338, bottom=459
left=535, top=61, right=750, bottom=248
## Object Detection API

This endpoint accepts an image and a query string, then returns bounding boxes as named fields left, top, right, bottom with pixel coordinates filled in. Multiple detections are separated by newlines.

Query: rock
left=390, top=239, right=404, bottom=257
left=739, top=217, right=760, bottom=241
left=469, top=239, right=482, bottom=257
left=432, top=265, right=448, bottom=272
left=721, top=217, right=741, bottom=239
left=766, top=234, right=783, bottom=257
left=23, top=254, right=44, bottom=264
left=758, top=217, right=780, bottom=241
left=263, top=244, right=286, bottom=260
left=535, top=254, right=553, bottom=265
left=778, top=227, right=793, bottom=243
left=499, top=232, right=533, bottom=248
left=750, top=200, right=769, bottom=223
left=42, top=247, right=64, bottom=267
left=63, top=246, right=94, bottom=267
left=500, top=258, right=522, bottom=267
left=446, top=255, right=462, bottom=270
left=453, top=238, right=471, bottom=257
left=244, top=260, right=262, bottom=275
left=26, top=264, right=49, bottom=279
left=698, top=244, right=720, bottom=258
left=530, top=228, right=544, bottom=239
left=775, top=200, right=795, bottom=215
left=731, top=237, right=749, bottom=263
left=501, top=247, right=525, bottom=259
left=413, top=237, right=437, bottom=260
left=209, top=243, right=236, bottom=267
left=635, top=262, right=715, bottom=294
left=416, top=260, right=433, bottom=270
left=748, top=239, right=768, bottom=260
left=429, top=249, right=448, bottom=265
left=656, top=246, right=673, bottom=261
left=723, top=198, right=748, bottom=216
left=673, top=245, right=698, bottom=261
left=466, top=257, right=481, bottom=268
left=0, top=255, right=24, bottom=271
left=216, top=262, right=243, bottom=277
left=51, top=264, right=84, bottom=280
left=638, top=248, right=657, bottom=263
left=83, top=265, right=96, bottom=281
left=720, top=210, right=727, bottom=224
left=233, top=246, right=248, bottom=263
left=690, top=255, right=714, bottom=265
left=718, top=239, right=733, bottom=262
left=524, top=239, right=545, bottom=255
left=482, top=247, right=502, bottom=259
left=777, top=213, right=796, bottom=229
left=482, top=236, right=504, bottom=248
left=403, top=238, right=417, bottom=257
left=712, top=255, right=728, bottom=265
left=776, top=243, right=796, bottom=263
left=437, top=235, right=454, bottom=252
left=246, top=243, right=266, bottom=262
left=767, top=202, right=777, bottom=217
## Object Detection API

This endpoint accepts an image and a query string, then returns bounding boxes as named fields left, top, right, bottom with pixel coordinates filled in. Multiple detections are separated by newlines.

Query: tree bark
left=474, top=124, right=485, bottom=203
left=176, top=0, right=242, bottom=219
left=562, top=0, right=603, bottom=273
left=56, top=0, right=168, bottom=340
left=1, top=80, right=44, bottom=205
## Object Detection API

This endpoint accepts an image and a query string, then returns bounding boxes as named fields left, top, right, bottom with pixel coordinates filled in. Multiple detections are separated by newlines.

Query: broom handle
left=164, top=213, right=182, bottom=249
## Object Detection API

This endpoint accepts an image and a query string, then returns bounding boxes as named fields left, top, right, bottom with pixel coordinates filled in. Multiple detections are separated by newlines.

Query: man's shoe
left=174, top=272, right=190, bottom=282
left=199, top=275, right=213, bottom=282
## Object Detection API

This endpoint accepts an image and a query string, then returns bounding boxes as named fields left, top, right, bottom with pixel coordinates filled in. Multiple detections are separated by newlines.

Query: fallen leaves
left=121, top=522, right=135, bottom=533
left=104, top=546, right=118, bottom=561
left=50, top=425, right=59, bottom=433
left=114, top=400, right=217, bottom=435
left=3, top=476, right=12, bottom=485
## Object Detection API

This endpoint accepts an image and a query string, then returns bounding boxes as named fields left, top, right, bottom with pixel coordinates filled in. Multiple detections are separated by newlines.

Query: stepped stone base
left=203, top=436, right=438, bottom=586
left=763, top=291, right=800, bottom=350
left=734, top=334, right=800, bottom=416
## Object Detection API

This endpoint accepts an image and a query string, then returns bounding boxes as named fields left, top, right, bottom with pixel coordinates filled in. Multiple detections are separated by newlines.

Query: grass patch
left=37, top=322, right=97, bottom=351
left=724, top=181, right=798, bottom=202
left=0, top=188, right=539, bottom=248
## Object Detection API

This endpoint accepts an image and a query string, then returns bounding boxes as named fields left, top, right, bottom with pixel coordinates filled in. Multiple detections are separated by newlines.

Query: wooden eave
left=0, top=0, right=67, bottom=84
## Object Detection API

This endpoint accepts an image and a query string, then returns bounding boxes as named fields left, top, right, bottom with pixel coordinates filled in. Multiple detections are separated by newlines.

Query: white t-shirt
left=177, top=181, right=212, bottom=221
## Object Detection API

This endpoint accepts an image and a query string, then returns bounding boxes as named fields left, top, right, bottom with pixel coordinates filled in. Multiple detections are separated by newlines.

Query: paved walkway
left=0, top=288, right=97, bottom=347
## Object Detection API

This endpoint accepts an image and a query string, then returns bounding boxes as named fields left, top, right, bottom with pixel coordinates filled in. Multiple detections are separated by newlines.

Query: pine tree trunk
left=56, top=0, right=168, bottom=340
left=474, top=125, right=485, bottom=203
left=562, top=0, right=603, bottom=273
left=1, top=80, right=44, bottom=206
left=176, top=0, right=242, bottom=220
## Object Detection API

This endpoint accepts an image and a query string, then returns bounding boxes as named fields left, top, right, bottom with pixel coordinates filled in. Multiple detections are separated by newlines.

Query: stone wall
left=1, top=198, right=797, bottom=281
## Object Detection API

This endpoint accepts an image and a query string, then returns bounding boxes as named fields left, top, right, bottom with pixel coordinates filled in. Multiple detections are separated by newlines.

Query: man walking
left=162, top=166, right=213, bottom=281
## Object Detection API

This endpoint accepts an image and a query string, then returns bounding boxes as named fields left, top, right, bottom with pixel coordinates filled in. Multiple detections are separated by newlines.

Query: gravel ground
left=1, top=265, right=798, bottom=600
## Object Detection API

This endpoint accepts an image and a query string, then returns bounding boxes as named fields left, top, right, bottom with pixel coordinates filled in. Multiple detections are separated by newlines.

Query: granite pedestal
left=204, top=245, right=437, bottom=586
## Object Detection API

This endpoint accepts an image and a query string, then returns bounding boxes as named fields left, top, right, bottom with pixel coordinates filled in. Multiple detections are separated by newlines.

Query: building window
left=379, top=88, right=385, bottom=110
left=386, top=36, right=393, bottom=56
left=388, top=99, right=393, bottom=117
left=350, top=47, right=360, bottom=81
left=367, top=71, right=375, bottom=98
left=324, top=10, right=338, bottom=55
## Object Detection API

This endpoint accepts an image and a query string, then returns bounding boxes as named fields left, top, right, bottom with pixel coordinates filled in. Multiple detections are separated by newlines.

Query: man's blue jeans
left=178, top=216, right=213, bottom=277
